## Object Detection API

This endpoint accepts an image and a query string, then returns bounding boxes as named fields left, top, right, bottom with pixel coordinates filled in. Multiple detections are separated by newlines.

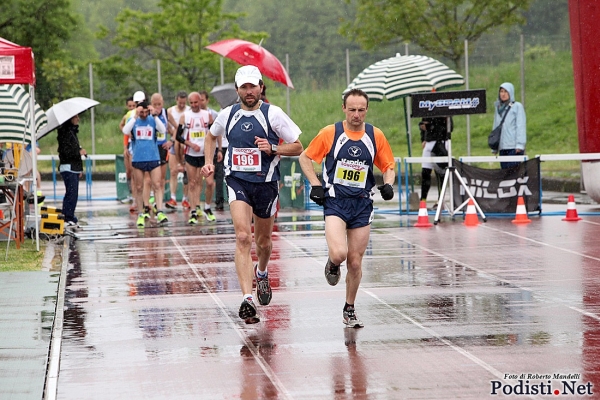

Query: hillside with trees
left=1, top=0, right=571, bottom=111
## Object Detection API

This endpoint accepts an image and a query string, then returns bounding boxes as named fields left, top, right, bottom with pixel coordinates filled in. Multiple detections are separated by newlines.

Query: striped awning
left=0, top=84, right=47, bottom=144
left=344, top=54, right=465, bottom=101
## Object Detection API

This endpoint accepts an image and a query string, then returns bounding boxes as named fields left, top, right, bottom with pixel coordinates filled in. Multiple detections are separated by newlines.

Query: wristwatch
left=271, top=144, right=278, bottom=155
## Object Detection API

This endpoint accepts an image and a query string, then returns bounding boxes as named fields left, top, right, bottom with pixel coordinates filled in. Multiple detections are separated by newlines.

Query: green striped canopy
left=0, top=84, right=47, bottom=144
left=344, top=54, right=465, bottom=101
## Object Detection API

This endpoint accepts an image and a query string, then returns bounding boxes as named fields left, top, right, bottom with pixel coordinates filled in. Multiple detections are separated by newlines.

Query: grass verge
left=0, top=240, right=47, bottom=272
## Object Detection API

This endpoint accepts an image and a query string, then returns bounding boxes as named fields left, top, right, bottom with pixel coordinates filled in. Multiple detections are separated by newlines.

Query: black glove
left=378, top=183, right=394, bottom=200
left=309, top=186, right=326, bottom=206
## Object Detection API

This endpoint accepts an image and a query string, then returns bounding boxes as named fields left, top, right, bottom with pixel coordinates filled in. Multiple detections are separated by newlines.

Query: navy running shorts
left=324, top=196, right=374, bottom=229
left=185, top=154, right=206, bottom=168
left=226, top=175, right=279, bottom=219
left=132, top=160, right=160, bottom=172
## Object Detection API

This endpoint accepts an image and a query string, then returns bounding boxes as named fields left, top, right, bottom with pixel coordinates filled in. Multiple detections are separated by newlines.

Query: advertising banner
left=451, top=158, right=541, bottom=213
left=412, top=89, right=487, bottom=118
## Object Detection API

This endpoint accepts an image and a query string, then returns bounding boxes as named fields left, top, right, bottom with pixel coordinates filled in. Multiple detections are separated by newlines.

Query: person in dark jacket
left=419, top=116, right=452, bottom=207
left=57, top=114, right=87, bottom=226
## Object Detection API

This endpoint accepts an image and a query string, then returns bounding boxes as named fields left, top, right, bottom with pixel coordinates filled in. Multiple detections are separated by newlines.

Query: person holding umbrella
left=299, top=88, right=396, bottom=328
left=57, top=114, right=86, bottom=227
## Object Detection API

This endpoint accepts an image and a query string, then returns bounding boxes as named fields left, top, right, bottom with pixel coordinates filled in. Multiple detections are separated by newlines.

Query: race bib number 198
left=231, top=147, right=261, bottom=172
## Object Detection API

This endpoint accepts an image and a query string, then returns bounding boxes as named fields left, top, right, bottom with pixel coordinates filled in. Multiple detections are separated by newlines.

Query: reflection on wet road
left=54, top=210, right=600, bottom=399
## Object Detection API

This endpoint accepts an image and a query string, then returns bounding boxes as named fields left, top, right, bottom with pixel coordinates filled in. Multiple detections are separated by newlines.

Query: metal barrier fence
left=39, top=153, right=600, bottom=214
left=38, top=154, right=116, bottom=201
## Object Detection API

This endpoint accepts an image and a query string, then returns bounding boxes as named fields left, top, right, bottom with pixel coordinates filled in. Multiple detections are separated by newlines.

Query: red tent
left=0, top=37, right=35, bottom=86
left=0, top=36, right=40, bottom=250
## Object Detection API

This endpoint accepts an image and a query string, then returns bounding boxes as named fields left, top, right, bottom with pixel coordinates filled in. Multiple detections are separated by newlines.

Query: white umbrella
left=0, top=84, right=47, bottom=144
left=344, top=54, right=465, bottom=193
left=37, top=97, right=99, bottom=139
left=344, top=54, right=464, bottom=101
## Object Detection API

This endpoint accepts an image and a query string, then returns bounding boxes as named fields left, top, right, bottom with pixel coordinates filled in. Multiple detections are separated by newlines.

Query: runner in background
left=119, top=96, right=138, bottom=209
left=175, top=92, right=216, bottom=224
left=150, top=93, right=172, bottom=215
left=166, top=91, right=190, bottom=209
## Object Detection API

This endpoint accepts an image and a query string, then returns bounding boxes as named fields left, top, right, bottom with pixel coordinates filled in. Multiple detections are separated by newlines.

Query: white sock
left=243, top=294, right=253, bottom=302
left=256, top=267, right=268, bottom=278
left=171, top=195, right=176, bottom=201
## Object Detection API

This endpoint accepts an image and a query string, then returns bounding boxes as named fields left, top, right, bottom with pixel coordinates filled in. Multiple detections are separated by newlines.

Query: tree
left=341, top=0, right=533, bottom=69
left=0, top=0, right=83, bottom=106
left=228, top=0, right=398, bottom=88
left=100, top=0, right=265, bottom=100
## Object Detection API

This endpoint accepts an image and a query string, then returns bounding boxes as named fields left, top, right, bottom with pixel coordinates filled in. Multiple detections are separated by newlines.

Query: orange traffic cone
left=512, top=196, right=531, bottom=224
left=562, top=194, right=582, bottom=221
left=464, top=198, right=479, bottom=226
left=414, top=200, right=433, bottom=227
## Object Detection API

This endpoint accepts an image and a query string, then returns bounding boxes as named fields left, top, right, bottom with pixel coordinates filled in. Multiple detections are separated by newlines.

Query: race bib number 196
left=231, top=147, right=261, bottom=172
left=334, top=160, right=367, bottom=188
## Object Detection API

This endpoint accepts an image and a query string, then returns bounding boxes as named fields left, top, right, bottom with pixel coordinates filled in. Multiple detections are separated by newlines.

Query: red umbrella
left=206, top=39, right=294, bottom=89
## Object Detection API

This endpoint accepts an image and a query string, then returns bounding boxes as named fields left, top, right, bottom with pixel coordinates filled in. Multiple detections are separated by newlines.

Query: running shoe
left=254, top=264, right=272, bottom=306
left=324, top=258, right=341, bottom=286
left=343, top=306, right=364, bottom=328
left=136, top=214, right=145, bottom=227
left=204, top=208, right=216, bottom=222
left=129, top=204, right=137, bottom=213
left=165, top=199, right=177, bottom=209
left=215, top=200, right=224, bottom=211
left=182, top=199, right=191, bottom=209
left=239, top=298, right=260, bottom=324
left=188, top=212, right=198, bottom=225
left=152, top=202, right=158, bottom=215
left=157, top=211, right=168, bottom=224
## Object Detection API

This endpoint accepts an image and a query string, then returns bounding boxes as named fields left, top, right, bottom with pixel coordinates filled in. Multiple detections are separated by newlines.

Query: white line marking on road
left=171, top=237, right=293, bottom=400
left=363, top=288, right=505, bottom=378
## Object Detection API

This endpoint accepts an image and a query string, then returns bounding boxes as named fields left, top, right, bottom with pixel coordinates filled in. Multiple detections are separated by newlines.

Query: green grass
left=36, top=51, right=578, bottom=175
left=0, top=240, right=47, bottom=272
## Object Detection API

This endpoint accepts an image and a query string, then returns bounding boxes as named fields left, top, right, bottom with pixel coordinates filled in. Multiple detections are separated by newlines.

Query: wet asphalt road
left=43, top=198, right=600, bottom=400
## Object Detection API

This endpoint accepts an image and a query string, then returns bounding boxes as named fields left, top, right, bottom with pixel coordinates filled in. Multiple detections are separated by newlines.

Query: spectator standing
left=57, top=114, right=86, bottom=226
left=418, top=116, right=452, bottom=207
left=492, top=82, right=526, bottom=169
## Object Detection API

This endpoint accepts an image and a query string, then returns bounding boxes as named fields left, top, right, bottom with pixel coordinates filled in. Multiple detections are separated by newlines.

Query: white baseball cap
left=235, top=65, right=262, bottom=87
left=133, top=91, right=145, bottom=102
